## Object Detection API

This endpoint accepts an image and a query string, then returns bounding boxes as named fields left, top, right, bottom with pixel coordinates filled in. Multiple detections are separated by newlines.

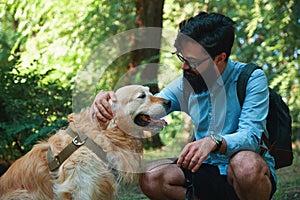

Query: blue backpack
left=237, top=63, right=293, bottom=169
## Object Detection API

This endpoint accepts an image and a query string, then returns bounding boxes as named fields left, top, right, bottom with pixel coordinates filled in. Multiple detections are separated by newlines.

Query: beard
left=183, top=71, right=208, bottom=94
left=183, top=61, right=219, bottom=94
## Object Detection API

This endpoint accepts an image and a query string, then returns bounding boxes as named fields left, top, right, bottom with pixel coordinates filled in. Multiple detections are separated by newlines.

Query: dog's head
left=110, top=85, right=171, bottom=136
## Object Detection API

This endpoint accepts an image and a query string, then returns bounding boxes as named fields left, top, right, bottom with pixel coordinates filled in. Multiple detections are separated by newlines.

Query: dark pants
left=181, top=163, right=276, bottom=200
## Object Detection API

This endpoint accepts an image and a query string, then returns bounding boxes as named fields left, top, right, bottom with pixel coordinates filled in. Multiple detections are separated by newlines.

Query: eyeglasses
left=172, top=52, right=210, bottom=68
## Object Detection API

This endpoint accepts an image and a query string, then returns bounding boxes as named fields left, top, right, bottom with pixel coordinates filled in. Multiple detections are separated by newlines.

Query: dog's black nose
left=163, top=99, right=171, bottom=110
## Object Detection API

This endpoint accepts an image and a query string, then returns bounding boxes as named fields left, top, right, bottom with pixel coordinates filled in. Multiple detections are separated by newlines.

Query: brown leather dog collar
left=47, top=127, right=108, bottom=171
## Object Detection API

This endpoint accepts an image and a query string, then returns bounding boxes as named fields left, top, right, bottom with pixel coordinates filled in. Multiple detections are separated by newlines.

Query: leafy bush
left=0, top=66, right=72, bottom=163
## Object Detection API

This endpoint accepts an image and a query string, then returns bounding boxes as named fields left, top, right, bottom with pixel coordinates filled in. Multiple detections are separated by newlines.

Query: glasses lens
left=176, top=54, right=186, bottom=63
left=173, top=52, right=209, bottom=68
left=186, top=57, right=210, bottom=68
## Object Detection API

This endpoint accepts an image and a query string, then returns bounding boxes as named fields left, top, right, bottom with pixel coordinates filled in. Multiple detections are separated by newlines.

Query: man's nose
left=181, top=61, right=191, bottom=70
left=162, top=99, right=171, bottom=110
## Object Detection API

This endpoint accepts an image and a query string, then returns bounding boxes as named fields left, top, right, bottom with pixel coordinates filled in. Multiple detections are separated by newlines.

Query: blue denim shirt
left=156, top=59, right=276, bottom=182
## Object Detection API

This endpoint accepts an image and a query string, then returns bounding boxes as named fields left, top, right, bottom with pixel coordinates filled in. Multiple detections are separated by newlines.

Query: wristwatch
left=210, top=134, right=223, bottom=152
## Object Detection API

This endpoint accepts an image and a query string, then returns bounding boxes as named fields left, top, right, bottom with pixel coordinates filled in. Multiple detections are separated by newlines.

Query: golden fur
left=0, top=85, right=169, bottom=200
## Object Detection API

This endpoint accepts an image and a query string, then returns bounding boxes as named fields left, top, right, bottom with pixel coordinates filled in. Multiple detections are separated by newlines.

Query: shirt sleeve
left=223, top=69, right=269, bottom=156
left=155, top=77, right=184, bottom=113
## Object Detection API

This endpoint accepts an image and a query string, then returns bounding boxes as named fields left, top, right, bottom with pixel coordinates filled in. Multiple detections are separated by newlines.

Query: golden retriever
left=0, top=85, right=170, bottom=200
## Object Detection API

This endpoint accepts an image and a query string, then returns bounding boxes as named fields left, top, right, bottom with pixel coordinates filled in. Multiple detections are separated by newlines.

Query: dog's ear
left=105, top=99, right=120, bottom=129
left=109, top=99, right=119, bottom=114
left=68, top=113, right=74, bottom=123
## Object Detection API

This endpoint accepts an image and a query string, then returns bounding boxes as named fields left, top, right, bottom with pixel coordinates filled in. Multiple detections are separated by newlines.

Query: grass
left=119, top=143, right=300, bottom=200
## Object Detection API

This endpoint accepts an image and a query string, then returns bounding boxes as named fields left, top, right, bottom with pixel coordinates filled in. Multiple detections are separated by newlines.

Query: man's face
left=177, top=41, right=220, bottom=93
left=178, top=41, right=211, bottom=75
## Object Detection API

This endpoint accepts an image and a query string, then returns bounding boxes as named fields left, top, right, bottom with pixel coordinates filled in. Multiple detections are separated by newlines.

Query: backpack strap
left=237, top=63, right=271, bottom=153
left=237, top=63, right=262, bottom=107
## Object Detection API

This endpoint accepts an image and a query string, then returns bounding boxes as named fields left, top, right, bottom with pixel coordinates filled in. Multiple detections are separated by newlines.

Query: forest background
left=0, top=0, right=299, bottom=199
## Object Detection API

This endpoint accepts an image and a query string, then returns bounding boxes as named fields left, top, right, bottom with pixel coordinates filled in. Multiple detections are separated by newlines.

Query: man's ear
left=213, top=52, right=227, bottom=64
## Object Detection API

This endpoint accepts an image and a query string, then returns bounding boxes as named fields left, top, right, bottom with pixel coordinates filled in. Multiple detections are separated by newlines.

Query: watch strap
left=210, top=135, right=222, bottom=152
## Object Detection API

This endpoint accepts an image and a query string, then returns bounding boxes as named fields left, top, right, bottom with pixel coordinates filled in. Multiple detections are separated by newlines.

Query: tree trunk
left=131, top=0, right=165, bottom=149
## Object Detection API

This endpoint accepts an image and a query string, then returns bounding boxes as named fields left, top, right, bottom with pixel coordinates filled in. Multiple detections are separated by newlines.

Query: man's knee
left=140, top=164, right=185, bottom=199
left=228, top=151, right=270, bottom=183
left=140, top=172, right=153, bottom=195
left=228, top=151, right=273, bottom=200
left=140, top=169, right=165, bottom=196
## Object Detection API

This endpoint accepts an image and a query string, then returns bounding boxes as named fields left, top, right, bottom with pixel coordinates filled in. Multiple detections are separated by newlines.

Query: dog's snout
left=163, top=99, right=171, bottom=110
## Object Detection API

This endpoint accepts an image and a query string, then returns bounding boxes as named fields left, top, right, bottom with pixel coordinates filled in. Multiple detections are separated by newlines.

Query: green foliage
left=0, top=25, right=72, bottom=159
left=0, top=66, right=71, bottom=161
left=0, top=0, right=135, bottom=163
left=233, top=0, right=300, bottom=137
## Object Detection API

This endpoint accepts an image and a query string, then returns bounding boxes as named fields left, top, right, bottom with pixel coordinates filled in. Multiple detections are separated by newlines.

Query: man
left=92, top=12, right=277, bottom=200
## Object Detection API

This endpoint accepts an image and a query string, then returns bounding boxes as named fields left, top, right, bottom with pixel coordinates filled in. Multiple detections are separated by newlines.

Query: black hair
left=174, top=12, right=235, bottom=61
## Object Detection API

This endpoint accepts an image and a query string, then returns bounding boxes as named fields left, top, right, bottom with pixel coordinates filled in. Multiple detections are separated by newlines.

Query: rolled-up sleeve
left=223, top=69, right=269, bottom=156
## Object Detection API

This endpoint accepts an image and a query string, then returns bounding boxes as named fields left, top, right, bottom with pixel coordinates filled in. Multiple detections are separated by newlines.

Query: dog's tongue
left=149, top=118, right=168, bottom=126
left=140, top=114, right=168, bottom=126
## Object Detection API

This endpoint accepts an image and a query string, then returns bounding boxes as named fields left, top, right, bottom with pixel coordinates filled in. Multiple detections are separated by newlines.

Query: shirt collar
left=213, top=58, right=234, bottom=89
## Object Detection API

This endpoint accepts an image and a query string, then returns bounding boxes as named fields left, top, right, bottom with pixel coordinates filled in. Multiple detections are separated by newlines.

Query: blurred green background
left=0, top=0, right=299, bottom=199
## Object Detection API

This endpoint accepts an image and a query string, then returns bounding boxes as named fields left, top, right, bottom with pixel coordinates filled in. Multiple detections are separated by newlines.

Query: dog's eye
left=138, top=93, right=146, bottom=99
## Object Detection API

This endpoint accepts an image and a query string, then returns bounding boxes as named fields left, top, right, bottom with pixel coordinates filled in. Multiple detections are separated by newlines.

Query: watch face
left=214, top=134, right=223, bottom=142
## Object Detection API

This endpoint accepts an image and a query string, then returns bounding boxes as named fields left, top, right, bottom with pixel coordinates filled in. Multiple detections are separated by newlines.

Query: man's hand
left=177, top=137, right=217, bottom=172
left=91, top=91, right=117, bottom=129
